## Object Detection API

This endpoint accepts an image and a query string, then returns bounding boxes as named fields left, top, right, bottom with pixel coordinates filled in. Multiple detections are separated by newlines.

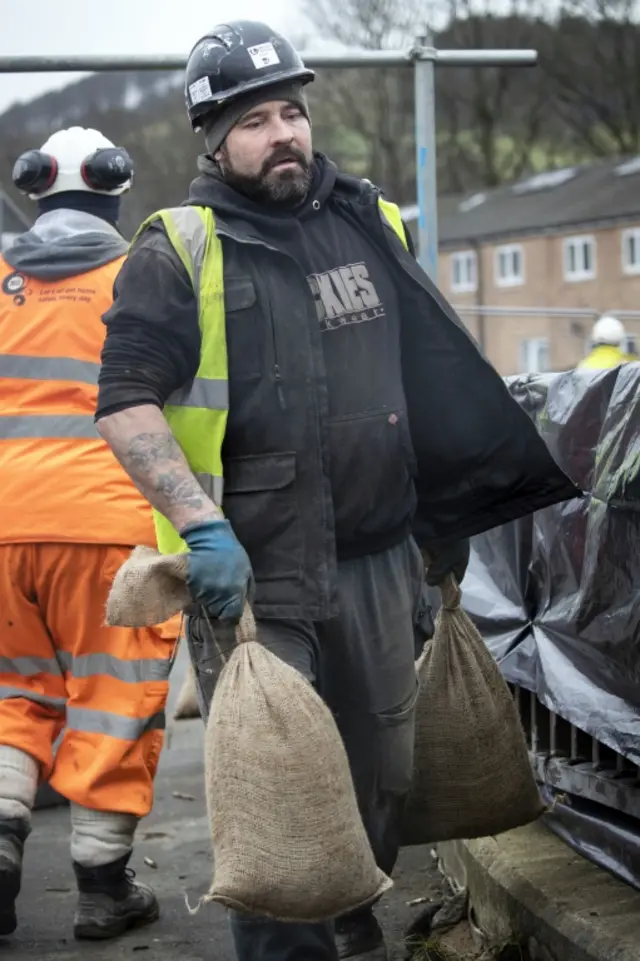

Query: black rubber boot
left=72, top=851, right=159, bottom=940
left=0, top=819, right=29, bottom=937
left=335, top=907, right=387, bottom=960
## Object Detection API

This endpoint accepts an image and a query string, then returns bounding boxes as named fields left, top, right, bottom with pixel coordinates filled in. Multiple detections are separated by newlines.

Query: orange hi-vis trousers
left=0, top=543, right=180, bottom=817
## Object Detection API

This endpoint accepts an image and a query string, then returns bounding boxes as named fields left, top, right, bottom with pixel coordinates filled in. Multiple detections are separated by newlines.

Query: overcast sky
left=0, top=0, right=302, bottom=113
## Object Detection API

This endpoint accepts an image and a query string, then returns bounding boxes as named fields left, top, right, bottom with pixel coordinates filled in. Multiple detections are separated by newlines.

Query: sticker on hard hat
left=248, top=43, right=281, bottom=69
left=189, top=76, right=213, bottom=106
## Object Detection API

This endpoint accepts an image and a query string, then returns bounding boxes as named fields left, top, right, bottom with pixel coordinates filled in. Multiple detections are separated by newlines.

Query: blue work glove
left=422, top=537, right=470, bottom=587
left=180, top=519, right=253, bottom=621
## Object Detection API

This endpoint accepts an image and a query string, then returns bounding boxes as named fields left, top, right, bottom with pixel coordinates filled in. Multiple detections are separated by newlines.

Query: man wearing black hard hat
left=95, top=20, right=579, bottom=961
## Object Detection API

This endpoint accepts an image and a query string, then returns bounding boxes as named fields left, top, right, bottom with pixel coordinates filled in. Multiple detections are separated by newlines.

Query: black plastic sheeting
left=462, top=363, right=640, bottom=763
left=455, top=364, right=640, bottom=887
left=540, top=784, right=640, bottom=892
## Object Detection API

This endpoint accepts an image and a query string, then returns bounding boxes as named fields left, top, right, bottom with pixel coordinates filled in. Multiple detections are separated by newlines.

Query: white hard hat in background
left=12, top=126, right=133, bottom=200
left=591, top=314, right=626, bottom=347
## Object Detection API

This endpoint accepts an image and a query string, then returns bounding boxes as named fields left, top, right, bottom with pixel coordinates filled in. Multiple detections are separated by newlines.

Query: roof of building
left=401, top=155, right=640, bottom=249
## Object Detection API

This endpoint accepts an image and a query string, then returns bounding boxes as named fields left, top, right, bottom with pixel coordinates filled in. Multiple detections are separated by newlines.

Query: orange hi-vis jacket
left=0, top=254, right=156, bottom=546
left=0, top=246, right=180, bottom=817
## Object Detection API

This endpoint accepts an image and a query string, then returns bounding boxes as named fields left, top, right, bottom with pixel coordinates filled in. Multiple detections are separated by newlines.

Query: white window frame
left=450, top=249, right=477, bottom=293
left=563, top=234, right=596, bottom=282
left=494, top=243, right=524, bottom=287
left=519, top=337, right=550, bottom=374
left=621, top=227, right=640, bottom=275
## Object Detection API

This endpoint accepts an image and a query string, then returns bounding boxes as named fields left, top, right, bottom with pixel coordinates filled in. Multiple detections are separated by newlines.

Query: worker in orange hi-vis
left=0, top=127, right=181, bottom=942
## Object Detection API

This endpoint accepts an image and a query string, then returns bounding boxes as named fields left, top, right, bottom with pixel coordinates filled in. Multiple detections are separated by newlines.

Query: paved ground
left=4, top=644, right=443, bottom=960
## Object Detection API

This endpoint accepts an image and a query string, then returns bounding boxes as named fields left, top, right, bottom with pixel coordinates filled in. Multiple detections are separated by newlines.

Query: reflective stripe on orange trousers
left=0, top=543, right=181, bottom=816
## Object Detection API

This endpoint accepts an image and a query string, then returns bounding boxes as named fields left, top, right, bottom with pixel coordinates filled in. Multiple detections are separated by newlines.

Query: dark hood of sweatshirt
left=3, top=209, right=129, bottom=281
left=186, top=151, right=338, bottom=237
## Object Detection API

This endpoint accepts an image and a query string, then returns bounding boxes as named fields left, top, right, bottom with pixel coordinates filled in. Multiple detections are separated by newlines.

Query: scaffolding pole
left=0, top=44, right=538, bottom=281
left=410, top=38, right=536, bottom=280
left=0, top=48, right=537, bottom=73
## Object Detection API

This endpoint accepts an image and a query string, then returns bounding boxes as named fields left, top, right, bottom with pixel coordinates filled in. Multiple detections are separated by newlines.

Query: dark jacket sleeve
left=95, top=224, right=201, bottom=419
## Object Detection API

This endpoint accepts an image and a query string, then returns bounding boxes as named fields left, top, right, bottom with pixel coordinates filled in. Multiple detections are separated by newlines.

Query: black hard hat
left=185, top=20, right=315, bottom=131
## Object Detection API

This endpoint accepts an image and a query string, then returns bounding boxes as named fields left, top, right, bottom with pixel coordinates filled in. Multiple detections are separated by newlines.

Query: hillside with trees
left=1, top=0, right=639, bottom=236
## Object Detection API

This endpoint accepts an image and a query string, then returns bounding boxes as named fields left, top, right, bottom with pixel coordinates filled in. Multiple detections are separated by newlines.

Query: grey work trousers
left=186, top=536, right=432, bottom=961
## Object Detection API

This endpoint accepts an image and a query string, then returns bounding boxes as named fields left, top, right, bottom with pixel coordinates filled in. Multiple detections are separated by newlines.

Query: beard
left=219, top=144, right=312, bottom=205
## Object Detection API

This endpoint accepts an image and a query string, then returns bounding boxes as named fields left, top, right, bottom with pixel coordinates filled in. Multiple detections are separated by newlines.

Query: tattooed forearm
left=155, top=468, right=209, bottom=509
left=124, top=432, right=185, bottom=470
left=96, top=405, right=221, bottom=532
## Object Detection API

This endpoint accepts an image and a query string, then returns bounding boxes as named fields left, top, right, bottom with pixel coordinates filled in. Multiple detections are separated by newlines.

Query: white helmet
left=591, top=314, right=626, bottom=347
left=12, top=126, right=134, bottom=200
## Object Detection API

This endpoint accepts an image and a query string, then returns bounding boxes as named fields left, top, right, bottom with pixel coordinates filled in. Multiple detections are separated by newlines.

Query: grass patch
left=405, top=932, right=530, bottom=961
left=405, top=936, right=464, bottom=961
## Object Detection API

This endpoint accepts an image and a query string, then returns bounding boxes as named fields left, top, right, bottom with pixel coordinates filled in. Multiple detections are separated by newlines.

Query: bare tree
left=435, top=0, right=555, bottom=191
left=302, top=0, right=421, bottom=202
left=545, top=0, right=640, bottom=155
left=302, top=0, right=559, bottom=199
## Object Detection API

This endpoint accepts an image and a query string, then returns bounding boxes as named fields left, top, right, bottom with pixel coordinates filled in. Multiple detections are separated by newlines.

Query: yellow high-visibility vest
left=578, top=344, right=630, bottom=370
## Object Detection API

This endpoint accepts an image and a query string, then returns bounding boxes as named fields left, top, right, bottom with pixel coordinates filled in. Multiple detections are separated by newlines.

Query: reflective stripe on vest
left=135, top=197, right=408, bottom=554
left=130, top=206, right=228, bottom=556
left=0, top=355, right=100, bottom=384
left=0, top=414, right=98, bottom=439
left=0, top=686, right=164, bottom=740
left=0, top=353, right=101, bottom=438
left=0, top=651, right=173, bottom=684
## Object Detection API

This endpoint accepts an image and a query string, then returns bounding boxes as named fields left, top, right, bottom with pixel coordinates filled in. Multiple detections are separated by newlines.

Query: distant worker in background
left=578, top=313, right=633, bottom=369
left=0, top=127, right=179, bottom=940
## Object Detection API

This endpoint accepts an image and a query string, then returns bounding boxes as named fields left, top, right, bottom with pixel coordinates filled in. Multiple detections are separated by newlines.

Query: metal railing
left=512, top=685, right=640, bottom=820
left=455, top=305, right=640, bottom=320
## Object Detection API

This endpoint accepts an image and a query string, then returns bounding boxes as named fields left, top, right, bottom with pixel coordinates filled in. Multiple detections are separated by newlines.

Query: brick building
left=403, top=158, right=640, bottom=375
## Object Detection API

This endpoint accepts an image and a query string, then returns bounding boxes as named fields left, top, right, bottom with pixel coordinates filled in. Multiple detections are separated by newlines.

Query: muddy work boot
left=0, top=819, right=29, bottom=937
left=72, top=852, right=159, bottom=940
left=335, top=906, right=387, bottom=960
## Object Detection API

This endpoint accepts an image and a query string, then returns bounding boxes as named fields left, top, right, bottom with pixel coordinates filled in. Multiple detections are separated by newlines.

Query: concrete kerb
left=437, top=821, right=640, bottom=961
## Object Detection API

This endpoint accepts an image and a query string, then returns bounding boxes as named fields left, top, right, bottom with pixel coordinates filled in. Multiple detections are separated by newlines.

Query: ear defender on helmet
left=80, top=147, right=134, bottom=192
left=12, top=150, right=58, bottom=196
left=12, top=144, right=134, bottom=197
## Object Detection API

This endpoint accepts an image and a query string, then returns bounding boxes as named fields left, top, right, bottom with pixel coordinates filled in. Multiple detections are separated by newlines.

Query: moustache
left=262, top=147, right=309, bottom=175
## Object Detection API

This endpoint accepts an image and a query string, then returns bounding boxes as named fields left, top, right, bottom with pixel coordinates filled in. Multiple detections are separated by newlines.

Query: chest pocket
left=224, top=276, right=263, bottom=380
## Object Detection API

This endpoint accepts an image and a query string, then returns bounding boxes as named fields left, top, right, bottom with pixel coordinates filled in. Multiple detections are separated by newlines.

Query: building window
left=450, top=250, right=477, bottom=293
left=494, top=244, right=524, bottom=287
left=563, top=235, right=596, bottom=281
left=622, top=228, right=640, bottom=274
left=519, top=338, right=550, bottom=374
